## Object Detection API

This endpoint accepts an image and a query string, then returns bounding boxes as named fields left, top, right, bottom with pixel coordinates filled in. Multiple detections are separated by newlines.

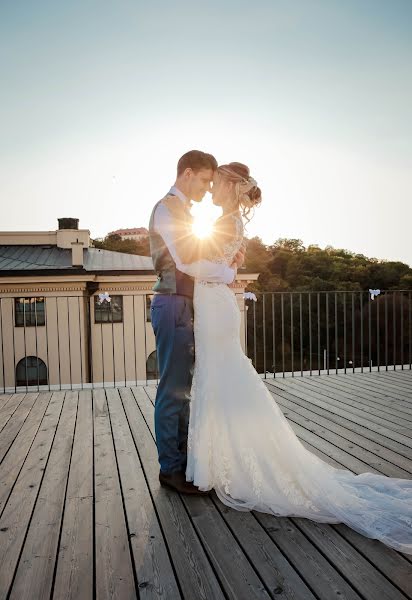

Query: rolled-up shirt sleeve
left=154, top=203, right=236, bottom=284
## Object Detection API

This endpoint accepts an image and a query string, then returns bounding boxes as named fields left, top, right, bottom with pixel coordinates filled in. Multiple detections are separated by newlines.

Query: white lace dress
left=186, top=214, right=412, bottom=554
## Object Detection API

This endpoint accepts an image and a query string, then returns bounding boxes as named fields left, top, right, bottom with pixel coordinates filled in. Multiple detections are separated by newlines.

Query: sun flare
left=191, top=195, right=220, bottom=239
left=192, top=219, right=214, bottom=239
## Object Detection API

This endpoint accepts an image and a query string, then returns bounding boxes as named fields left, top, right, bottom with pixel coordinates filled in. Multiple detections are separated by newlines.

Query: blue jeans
left=150, top=294, right=194, bottom=473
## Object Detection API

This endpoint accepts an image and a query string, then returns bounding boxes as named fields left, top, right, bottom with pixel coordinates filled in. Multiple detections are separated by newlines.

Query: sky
left=1, top=0, right=411, bottom=265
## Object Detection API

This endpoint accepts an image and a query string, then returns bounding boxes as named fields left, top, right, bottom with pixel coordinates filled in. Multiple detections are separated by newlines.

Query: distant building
left=0, top=218, right=257, bottom=391
left=107, top=227, right=149, bottom=242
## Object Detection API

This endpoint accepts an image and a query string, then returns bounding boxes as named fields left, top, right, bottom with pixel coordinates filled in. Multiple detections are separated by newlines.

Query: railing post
left=281, top=294, right=285, bottom=377
left=271, top=294, right=276, bottom=378
left=290, top=293, right=294, bottom=377
left=326, top=293, right=329, bottom=374
left=308, top=293, right=312, bottom=376
left=262, top=294, right=266, bottom=378
left=317, top=293, right=321, bottom=376
left=0, top=299, right=5, bottom=393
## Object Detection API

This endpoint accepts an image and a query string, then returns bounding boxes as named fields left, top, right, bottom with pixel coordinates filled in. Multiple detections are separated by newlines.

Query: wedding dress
left=186, top=213, right=412, bottom=554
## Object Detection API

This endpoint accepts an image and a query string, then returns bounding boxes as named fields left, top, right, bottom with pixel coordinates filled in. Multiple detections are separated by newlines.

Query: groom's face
left=187, top=168, right=214, bottom=202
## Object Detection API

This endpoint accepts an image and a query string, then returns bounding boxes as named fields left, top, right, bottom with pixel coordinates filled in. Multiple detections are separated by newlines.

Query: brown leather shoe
left=159, top=470, right=209, bottom=495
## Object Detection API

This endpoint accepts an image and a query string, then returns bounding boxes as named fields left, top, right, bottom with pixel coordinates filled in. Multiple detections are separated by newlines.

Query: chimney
left=71, top=239, right=84, bottom=267
left=56, top=217, right=90, bottom=254
left=58, top=218, right=79, bottom=230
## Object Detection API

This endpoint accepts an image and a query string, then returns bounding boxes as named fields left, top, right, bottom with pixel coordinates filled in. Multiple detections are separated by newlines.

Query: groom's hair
left=177, top=150, right=218, bottom=176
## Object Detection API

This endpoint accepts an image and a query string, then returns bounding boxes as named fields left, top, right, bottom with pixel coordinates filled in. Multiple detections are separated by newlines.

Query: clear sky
left=1, top=0, right=411, bottom=265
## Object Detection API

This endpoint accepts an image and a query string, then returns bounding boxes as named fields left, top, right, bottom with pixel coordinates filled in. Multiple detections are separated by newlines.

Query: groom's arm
left=154, top=203, right=236, bottom=283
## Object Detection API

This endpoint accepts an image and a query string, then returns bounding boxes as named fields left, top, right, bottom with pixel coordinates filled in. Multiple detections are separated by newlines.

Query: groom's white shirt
left=153, top=186, right=236, bottom=284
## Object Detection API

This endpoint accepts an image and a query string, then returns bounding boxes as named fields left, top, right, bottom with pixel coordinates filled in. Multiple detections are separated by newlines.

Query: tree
left=92, top=234, right=150, bottom=256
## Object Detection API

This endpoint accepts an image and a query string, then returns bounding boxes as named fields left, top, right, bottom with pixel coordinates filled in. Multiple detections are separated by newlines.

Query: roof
left=108, top=228, right=148, bottom=236
left=0, top=246, right=154, bottom=275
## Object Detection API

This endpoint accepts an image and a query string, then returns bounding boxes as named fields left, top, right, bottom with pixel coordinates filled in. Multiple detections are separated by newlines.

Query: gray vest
left=149, top=197, right=194, bottom=297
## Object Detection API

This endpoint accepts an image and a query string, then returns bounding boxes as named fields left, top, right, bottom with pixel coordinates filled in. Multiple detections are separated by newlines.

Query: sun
left=192, top=219, right=214, bottom=239
left=191, top=195, right=220, bottom=239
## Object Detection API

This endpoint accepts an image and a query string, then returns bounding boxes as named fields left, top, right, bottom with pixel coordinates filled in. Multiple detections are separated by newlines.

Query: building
left=0, top=218, right=258, bottom=391
left=107, top=227, right=149, bottom=242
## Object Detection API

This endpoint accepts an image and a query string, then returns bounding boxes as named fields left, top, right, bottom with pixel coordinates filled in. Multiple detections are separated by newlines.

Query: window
left=146, top=351, right=158, bottom=380
left=94, top=295, right=123, bottom=323
left=16, top=356, right=48, bottom=387
left=146, top=295, right=154, bottom=322
left=15, top=297, right=45, bottom=327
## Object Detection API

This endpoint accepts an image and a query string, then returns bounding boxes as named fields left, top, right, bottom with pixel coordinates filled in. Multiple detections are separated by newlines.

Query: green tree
left=92, top=234, right=150, bottom=256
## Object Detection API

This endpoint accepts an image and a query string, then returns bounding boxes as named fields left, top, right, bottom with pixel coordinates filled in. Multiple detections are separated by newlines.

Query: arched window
left=146, top=351, right=158, bottom=380
left=16, top=356, right=48, bottom=387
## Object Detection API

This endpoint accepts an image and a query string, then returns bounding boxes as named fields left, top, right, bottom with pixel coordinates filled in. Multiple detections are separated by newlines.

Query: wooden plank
left=9, top=391, right=78, bottom=600
left=282, top=372, right=412, bottom=402
left=315, top=377, right=412, bottom=422
left=0, top=393, right=26, bottom=430
left=144, top=385, right=157, bottom=404
left=255, top=514, right=362, bottom=600
left=332, top=373, right=412, bottom=405
left=299, top=438, right=347, bottom=469
left=0, top=392, right=52, bottom=513
left=279, top=378, right=412, bottom=434
left=298, top=376, right=412, bottom=420
left=288, top=419, right=379, bottom=475
left=264, top=382, right=412, bottom=462
left=0, top=393, right=39, bottom=462
left=93, top=388, right=136, bottom=600
left=133, top=386, right=156, bottom=431
left=271, top=393, right=412, bottom=477
left=109, top=388, right=181, bottom=600
left=293, top=518, right=408, bottom=600
left=365, top=370, right=412, bottom=386
left=182, top=493, right=272, bottom=600
left=122, top=387, right=226, bottom=600
left=211, top=497, right=317, bottom=600
left=348, top=373, right=412, bottom=400
left=334, top=523, right=412, bottom=598
left=53, top=390, right=93, bottom=600
left=324, top=371, right=412, bottom=398
left=0, top=394, right=12, bottom=411
left=266, top=380, right=412, bottom=451
left=0, top=391, right=65, bottom=600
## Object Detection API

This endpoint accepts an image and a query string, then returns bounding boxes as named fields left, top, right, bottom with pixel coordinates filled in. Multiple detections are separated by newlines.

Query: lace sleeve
left=200, top=213, right=244, bottom=264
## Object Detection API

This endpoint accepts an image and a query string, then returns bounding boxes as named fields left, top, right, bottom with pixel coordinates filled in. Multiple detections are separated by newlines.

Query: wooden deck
left=0, top=370, right=411, bottom=600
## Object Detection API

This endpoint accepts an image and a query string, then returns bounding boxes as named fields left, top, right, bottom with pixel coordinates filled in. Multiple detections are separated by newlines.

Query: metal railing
left=0, top=294, right=157, bottom=393
left=1, top=290, right=411, bottom=393
left=245, top=290, right=412, bottom=377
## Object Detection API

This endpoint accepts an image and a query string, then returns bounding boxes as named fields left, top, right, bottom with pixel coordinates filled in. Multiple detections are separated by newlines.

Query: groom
left=149, top=150, right=243, bottom=494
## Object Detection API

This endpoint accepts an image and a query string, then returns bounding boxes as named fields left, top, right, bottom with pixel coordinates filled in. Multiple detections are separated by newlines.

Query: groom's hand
left=228, top=263, right=237, bottom=287
left=234, top=249, right=245, bottom=269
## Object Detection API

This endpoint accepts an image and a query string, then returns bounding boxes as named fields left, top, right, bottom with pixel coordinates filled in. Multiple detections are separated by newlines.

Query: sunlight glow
left=191, top=195, right=221, bottom=239
left=192, top=219, right=214, bottom=239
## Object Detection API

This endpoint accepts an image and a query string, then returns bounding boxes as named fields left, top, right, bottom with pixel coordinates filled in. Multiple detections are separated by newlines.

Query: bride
left=185, top=161, right=412, bottom=555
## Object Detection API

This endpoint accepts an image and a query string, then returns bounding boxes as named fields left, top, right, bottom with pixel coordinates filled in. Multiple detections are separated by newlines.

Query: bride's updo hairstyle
left=218, top=162, right=262, bottom=222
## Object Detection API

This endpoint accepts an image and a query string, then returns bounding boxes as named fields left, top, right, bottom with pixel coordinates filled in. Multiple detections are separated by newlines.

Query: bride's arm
left=176, top=256, right=236, bottom=283
left=154, top=203, right=236, bottom=283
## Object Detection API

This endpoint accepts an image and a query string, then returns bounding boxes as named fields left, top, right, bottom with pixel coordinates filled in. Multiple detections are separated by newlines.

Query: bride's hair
left=217, top=162, right=262, bottom=222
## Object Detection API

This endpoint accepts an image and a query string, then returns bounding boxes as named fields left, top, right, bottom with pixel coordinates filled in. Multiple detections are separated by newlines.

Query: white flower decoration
left=98, top=292, right=111, bottom=304
left=369, top=289, right=381, bottom=300
left=244, top=292, right=257, bottom=302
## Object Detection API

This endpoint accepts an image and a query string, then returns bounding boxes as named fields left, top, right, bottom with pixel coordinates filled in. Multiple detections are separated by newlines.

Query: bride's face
left=211, top=173, right=234, bottom=208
